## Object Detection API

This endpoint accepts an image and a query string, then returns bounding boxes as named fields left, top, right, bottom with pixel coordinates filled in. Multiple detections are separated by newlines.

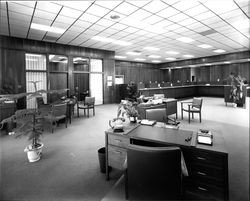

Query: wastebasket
left=98, top=147, right=106, bottom=173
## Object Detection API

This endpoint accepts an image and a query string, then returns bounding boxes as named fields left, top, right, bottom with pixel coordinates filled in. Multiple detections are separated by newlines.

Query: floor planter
left=24, top=143, right=44, bottom=162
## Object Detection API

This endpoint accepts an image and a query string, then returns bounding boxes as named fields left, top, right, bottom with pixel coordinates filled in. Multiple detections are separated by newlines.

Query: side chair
left=181, top=97, right=203, bottom=123
left=77, top=97, right=95, bottom=117
left=43, top=103, right=68, bottom=133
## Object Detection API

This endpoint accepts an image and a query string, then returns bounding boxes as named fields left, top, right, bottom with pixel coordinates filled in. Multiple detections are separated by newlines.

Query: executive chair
left=146, top=108, right=179, bottom=128
left=181, top=97, right=203, bottom=123
left=77, top=97, right=95, bottom=117
left=126, top=145, right=182, bottom=200
left=43, top=103, right=67, bottom=133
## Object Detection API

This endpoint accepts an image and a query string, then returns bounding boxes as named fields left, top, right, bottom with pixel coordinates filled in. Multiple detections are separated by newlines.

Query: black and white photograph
left=0, top=0, right=249, bottom=201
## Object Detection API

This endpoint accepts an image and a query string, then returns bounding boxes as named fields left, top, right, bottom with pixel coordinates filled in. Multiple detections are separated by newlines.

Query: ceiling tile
left=110, top=23, right=128, bottom=31
left=60, top=7, right=82, bottom=18
left=32, top=17, right=53, bottom=26
left=0, top=2, right=7, bottom=10
left=96, top=18, right=115, bottom=27
left=95, top=1, right=122, bottom=9
left=168, top=13, right=189, bottom=23
left=185, top=5, right=208, bottom=16
left=36, top=1, right=62, bottom=14
left=8, top=11, right=31, bottom=22
left=79, top=13, right=100, bottom=23
left=74, top=20, right=92, bottom=29
left=90, top=24, right=106, bottom=32
left=14, top=1, right=36, bottom=8
left=129, top=9, right=151, bottom=20
left=55, top=1, right=93, bottom=11
left=142, top=14, right=163, bottom=25
left=55, top=15, right=76, bottom=24
left=203, top=0, right=238, bottom=14
left=34, top=9, right=57, bottom=21
left=142, top=1, right=168, bottom=13
left=52, top=21, right=70, bottom=29
left=86, top=4, right=110, bottom=17
left=172, top=1, right=200, bottom=11
left=157, top=7, right=180, bottom=18
left=127, top=1, right=150, bottom=8
left=114, top=2, right=138, bottom=15
left=8, top=2, right=34, bottom=16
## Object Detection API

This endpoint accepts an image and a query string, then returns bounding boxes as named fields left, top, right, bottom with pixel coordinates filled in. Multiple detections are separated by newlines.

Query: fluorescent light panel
left=143, top=47, right=160, bottom=51
left=148, top=55, right=161, bottom=58
left=126, top=52, right=141, bottom=55
left=31, top=23, right=65, bottom=34
left=26, top=53, right=42, bottom=57
left=92, top=36, right=131, bottom=46
left=115, top=55, right=127, bottom=59
left=151, top=60, right=161, bottom=63
left=166, top=51, right=179, bottom=55
left=183, top=54, right=194, bottom=58
left=198, top=44, right=213, bottom=48
left=165, top=57, right=176, bottom=61
left=176, top=37, right=194, bottom=43
left=134, top=58, right=146, bottom=61
left=213, top=49, right=226, bottom=53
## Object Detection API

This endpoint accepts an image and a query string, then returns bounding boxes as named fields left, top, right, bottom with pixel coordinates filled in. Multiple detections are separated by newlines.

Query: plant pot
left=129, top=117, right=137, bottom=123
left=24, top=143, right=44, bottom=162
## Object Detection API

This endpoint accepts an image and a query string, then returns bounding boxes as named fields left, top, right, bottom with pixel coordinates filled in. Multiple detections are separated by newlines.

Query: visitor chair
left=181, top=97, right=203, bottom=123
left=43, top=103, right=67, bottom=133
left=77, top=97, right=95, bottom=117
left=125, top=145, right=182, bottom=200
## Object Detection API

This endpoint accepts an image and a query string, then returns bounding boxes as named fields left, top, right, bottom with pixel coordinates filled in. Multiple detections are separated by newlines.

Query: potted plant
left=228, top=72, right=246, bottom=107
left=117, top=100, right=139, bottom=123
left=0, top=88, right=68, bottom=162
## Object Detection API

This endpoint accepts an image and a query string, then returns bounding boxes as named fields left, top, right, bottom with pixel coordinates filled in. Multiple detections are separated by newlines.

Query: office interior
left=0, top=0, right=249, bottom=201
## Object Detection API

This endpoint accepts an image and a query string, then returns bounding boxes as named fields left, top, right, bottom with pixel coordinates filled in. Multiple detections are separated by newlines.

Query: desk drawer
left=108, top=134, right=129, bottom=148
left=186, top=182, right=224, bottom=201
left=190, top=150, right=225, bottom=167
left=108, top=145, right=127, bottom=170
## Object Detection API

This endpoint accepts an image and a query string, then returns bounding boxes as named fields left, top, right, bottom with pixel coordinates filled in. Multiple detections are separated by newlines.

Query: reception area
left=0, top=0, right=249, bottom=201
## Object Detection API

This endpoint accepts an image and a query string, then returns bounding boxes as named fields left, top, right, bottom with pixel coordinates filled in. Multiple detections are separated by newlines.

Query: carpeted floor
left=0, top=97, right=249, bottom=201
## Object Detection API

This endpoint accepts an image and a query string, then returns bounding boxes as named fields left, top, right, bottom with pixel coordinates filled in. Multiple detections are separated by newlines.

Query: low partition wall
left=138, top=85, right=225, bottom=99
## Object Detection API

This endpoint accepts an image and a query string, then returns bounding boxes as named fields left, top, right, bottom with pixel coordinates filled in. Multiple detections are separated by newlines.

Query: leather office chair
left=181, top=97, right=203, bottom=123
left=77, top=97, right=95, bottom=117
left=43, top=103, right=67, bottom=133
left=126, top=145, right=182, bottom=200
left=146, top=108, right=179, bottom=129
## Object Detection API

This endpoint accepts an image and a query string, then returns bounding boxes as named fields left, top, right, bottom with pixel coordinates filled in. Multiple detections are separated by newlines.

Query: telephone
left=109, top=117, right=125, bottom=132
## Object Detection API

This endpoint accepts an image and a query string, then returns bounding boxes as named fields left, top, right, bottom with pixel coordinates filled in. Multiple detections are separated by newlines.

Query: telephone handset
left=109, top=117, right=125, bottom=132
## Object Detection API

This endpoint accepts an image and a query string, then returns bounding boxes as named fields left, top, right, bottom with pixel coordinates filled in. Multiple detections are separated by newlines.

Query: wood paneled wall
left=160, top=51, right=250, bottom=84
left=115, top=60, right=164, bottom=84
left=0, top=36, right=115, bottom=104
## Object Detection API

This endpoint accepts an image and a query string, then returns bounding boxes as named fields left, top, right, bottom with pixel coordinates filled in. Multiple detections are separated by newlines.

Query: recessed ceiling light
left=151, top=60, right=161, bottom=63
left=126, top=52, right=141, bottom=56
left=166, top=51, right=179, bottom=55
left=115, top=55, right=127, bottom=59
left=189, top=65, right=196, bottom=67
left=110, top=14, right=120, bottom=20
left=143, top=47, right=160, bottom=51
left=213, top=49, right=226, bottom=53
left=92, top=36, right=114, bottom=43
left=148, top=55, right=161, bottom=58
left=176, top=37, right=194, bottom=43
left=113, top=40, right=132, bottom=46
left=31, top=23, right=65, bottom=34
left=134, top=58, right=146, bottom=61
left=223, top=61, right=231, bottom=64
left=198, top=44, right=213, bottom=49
left=205, top=63, right=211, bottom=66
left=165, top=57, right=176, bottom=61
left=183, top=54, right=194, bottom=58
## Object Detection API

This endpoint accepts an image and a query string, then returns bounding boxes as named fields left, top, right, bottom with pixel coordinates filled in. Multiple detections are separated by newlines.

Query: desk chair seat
left=126, top=145, right=182, bottom=200
left=77, top=97, right=95, bottom=117
left=181, top=97, right=203, bottom=123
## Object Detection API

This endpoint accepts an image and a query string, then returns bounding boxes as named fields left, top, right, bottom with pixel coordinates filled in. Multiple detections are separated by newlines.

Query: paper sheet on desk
left=198, top=135, right=212, bottom=145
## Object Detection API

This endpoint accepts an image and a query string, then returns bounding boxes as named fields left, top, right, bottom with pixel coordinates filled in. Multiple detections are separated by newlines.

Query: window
left=25, top=53, right=47, bottom=109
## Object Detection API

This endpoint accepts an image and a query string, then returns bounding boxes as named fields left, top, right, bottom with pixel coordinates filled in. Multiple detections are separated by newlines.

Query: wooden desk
left=105, top=124, right=228, bottom=201
left=137, top=98, right=177, bottom=119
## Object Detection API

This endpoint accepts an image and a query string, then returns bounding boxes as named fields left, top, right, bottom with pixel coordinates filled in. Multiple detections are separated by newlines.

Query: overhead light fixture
left=198, top=44, right=213, bottom=48
left=110, top=14, right=120, bottom=20
left=31, top=23, right=65, bottom=34
left=176, top=37, right=194, bottom=43
left=92, top=36, right=114, bottom=43
left=189, top=65, right=196, bottom=67
left=205, top=63, right=211, bottom=66
left=115, top=55, right=127, bottom=59
left=148, top=55, right=161, bottom=58
left=26, top=53, right=42, bottom=57
left=143, top=47, right=160, bottom=51
left=113, top=40, right=132, bottom=46
left=134, top=58, right=146, bottom=61
left=223, top=61, right=231, bottom=64
left=213, top=49, right=226, bottom=53
left=166, top=51, right=179, bottom=55
left=151, top=60, right=161, bottom=63
left=165, top=57, right=176, bottom=61
left=126, top=52, right=141, bottom=56
left=183, top=54, right=194, bottom=58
